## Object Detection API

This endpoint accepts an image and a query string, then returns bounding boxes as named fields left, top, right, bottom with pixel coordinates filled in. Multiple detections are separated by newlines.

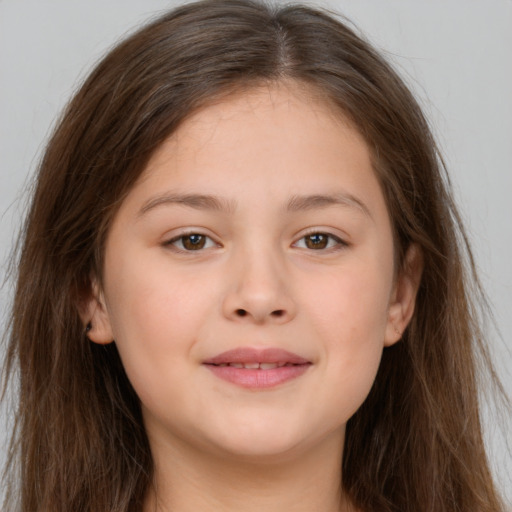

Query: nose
left=222, top=247, right=296, bottom=325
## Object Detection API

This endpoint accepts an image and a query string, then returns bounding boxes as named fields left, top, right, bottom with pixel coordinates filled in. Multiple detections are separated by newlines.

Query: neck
left=144, top=429, right=354, bottom=512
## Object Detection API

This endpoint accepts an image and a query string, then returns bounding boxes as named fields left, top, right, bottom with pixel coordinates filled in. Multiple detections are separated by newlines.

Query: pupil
left=306, top=234, right=327, bottom=249
left=183, top=234, right=205, bottom=250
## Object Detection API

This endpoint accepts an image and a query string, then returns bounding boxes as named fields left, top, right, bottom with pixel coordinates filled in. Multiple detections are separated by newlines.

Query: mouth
left=203, top=347, right=312, bottom=389
left=208, top=361, right=301, bottom=369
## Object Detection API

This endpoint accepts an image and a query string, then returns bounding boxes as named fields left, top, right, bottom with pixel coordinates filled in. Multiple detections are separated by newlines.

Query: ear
left=384, top=243, right=423, bottom=347
left=78, top=277, right=115, bottom=345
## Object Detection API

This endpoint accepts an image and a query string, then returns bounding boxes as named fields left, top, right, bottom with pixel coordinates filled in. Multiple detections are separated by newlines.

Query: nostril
left=233, top=308, right=286, bottom=319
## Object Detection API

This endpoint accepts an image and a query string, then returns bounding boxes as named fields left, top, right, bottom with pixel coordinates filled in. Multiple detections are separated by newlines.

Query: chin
left=201, top=420, right=331, bottom=463
left=215, top=439, right=307, bottom=464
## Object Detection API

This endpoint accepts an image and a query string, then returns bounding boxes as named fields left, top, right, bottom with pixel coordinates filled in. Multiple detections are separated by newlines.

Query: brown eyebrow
left=138, top=193, right=236, bottom=217
left=138, top=191, right=371, bottom=219
left=286, top=193, right=372, bottom=218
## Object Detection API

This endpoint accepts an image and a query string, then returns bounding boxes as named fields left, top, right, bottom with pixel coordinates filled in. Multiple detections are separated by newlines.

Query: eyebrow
left=286, top=193, right=372, bottom=218
left=138, top=192, right=236, bottom=217
left=137, top=191, right=371, bottom=219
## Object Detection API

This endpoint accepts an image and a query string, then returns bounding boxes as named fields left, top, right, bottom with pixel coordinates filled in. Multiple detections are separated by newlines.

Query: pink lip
left=203, top=347, right=312, bottom=389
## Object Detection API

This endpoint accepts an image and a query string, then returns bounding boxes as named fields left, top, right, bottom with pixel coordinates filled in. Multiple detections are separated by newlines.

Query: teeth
left=259, top=363, right=279, bottom=370
left=217, top=362, right=290, bottom=369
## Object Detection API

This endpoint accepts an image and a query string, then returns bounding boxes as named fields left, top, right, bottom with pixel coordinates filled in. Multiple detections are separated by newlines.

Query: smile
left=212, top=362, right=297, bottom=369
left=203, top=348, right=312, bottom=389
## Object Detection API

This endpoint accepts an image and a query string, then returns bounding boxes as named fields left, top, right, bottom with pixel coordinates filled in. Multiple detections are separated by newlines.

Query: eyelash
left=164, top=231, right=347, bottom=253
left=165, top=232, right=219, bottom=252
left=292, top=231, right=348, bottom=251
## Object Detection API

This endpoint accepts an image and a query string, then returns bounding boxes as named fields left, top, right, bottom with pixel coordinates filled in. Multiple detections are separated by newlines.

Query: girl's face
left=86, top=83, right=420, bottom=461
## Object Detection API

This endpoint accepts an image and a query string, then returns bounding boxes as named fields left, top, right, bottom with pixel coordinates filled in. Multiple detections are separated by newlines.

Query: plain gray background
left=1, top=0, right=511, bottom=504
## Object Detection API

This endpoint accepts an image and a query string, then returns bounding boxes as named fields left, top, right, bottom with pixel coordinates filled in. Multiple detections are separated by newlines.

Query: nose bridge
left=222, top=238, right=295, bottom=324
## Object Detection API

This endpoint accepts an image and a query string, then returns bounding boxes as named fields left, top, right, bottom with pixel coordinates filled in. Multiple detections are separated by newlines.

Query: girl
left=2, top=0, right=509, bottom=510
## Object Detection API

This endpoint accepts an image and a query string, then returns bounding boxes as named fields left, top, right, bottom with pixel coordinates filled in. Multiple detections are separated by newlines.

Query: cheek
left=307, top=258, right=392, bottom=342
left=302, top=260, right=392, bottom=417
left=102, top=253, right=214, bottom=401
left=106, top=248, right=212, bottom=338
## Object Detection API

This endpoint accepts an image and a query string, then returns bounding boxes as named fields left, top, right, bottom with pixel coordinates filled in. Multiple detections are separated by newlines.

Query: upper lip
left=203, top=347, right=311, bottom=365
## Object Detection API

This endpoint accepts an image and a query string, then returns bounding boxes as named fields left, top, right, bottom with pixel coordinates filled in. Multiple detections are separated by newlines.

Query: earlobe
left=384, top=243, right=423, bottom=347
left=78, top=278, right=115, bottom=345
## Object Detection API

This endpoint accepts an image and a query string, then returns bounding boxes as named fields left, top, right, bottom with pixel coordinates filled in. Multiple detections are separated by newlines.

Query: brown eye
left=182, top=234, right=206, bottom=250
left=305, top=233, right=329, bottom=249
left=168, top=233, right=216, bottom=251
left=293, top=232, right=345, bottom=251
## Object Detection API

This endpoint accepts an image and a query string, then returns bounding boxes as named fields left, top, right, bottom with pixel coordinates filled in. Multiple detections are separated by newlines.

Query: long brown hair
left=2, top=0, right=507, bottom=510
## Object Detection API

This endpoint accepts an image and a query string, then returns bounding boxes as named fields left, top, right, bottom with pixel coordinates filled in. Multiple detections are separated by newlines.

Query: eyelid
left=163, top=229, right=221, bottom=252
left=161, top=227, right=349, bottom=253
left=292, top=228, right=350, bottom=251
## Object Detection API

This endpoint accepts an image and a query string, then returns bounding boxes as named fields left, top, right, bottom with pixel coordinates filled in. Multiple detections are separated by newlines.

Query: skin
left=84, top=82, right=422, bottom=512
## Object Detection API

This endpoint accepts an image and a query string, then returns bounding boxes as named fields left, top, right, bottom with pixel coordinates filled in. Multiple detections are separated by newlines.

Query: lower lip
left=204, top=364, right=311, bottom=389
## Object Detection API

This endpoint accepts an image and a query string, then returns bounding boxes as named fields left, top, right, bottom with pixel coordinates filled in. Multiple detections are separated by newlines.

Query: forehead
left=121, top=82, right=387, bottom=222
left=145, top=83, right=369, bottom=174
